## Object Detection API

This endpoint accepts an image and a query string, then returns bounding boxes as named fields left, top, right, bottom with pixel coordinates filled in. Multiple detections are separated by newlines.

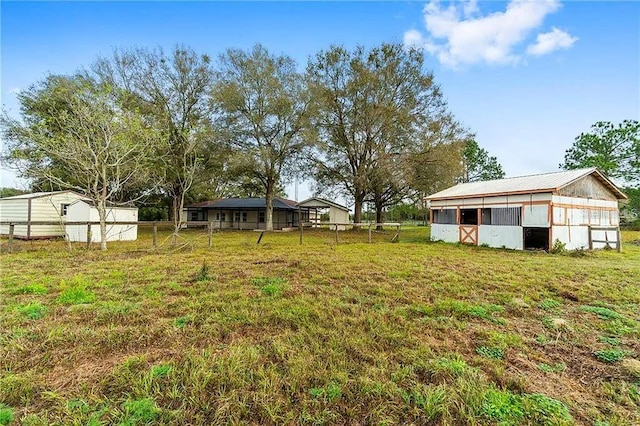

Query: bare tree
left=93, top=46, right=221, bottom=243
left=2, top=76, right=154, bottom=250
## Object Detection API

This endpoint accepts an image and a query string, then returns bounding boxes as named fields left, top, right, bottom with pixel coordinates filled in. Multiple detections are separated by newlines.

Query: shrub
left=550, top=239, right=566, bottom=254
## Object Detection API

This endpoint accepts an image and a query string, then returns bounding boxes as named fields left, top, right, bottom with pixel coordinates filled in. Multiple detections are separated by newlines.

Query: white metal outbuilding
left=426, top=168, right=626, bottom=251
left=0, top=190, right=88, bottom=239
left=65, top=200, right=138, bottom=242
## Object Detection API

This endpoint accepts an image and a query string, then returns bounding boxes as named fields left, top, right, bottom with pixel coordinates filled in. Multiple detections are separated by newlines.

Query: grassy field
left=1, top=226, right=639, bottom=425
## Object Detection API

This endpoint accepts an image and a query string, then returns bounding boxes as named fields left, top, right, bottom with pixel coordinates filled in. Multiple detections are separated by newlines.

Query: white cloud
left=526, top=27, right=578, bottom=56
left=404, top=0, right=577, bottom=68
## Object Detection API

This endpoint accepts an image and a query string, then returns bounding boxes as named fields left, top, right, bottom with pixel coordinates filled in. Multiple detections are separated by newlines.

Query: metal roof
left=188, top=197, right=298, bottom=210
left=0, top=190, right=85, bottom=200
left=426, top=168, right=627, bottom=201
left=297, top=197, right=349, bottom=211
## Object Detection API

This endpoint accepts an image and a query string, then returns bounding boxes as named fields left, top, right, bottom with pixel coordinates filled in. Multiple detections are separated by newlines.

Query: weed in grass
left=120, top=398, right=160, bottom=425
left=550, top=239, right=566, bottom=254
left=486, top=331, right=523, bottom=349
left=431, top=356, right=469, bottom=379
left=538, top=362, right=566, bottom=373
left=581, top=305, right=621, bottom=320
left=476, top=346, right=504, bottom=359
left=252, top=277, right=287, bottom=297
left=481, top=389, right=524, bottom=424
left=17, top=302, right=46, bottom=320
left=604, top=318, right=638, bottom=336
left=594, top=349, right=629, bottom=363
left=11, top=284, right=48, bottom=295
left=599, top=336, right=620, bottom=346
left=57, top=280, right=96, bottom=305
left=399, top=384, right=448, bottom=420
left=195, top=260, right=212, bottom=282
left=173, top=316, right=191, bottom=329
left=539, top=299, right=561, bottom=310
left=522, top=393, right=572, bottom=425
left=0, top=405, right=14, bottom=426
left=309, top=382, right=342, bottom=402
left=150, top=364, right=173, bottom=378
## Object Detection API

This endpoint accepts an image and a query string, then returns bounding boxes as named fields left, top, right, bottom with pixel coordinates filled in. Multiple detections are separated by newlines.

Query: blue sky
left=2, top=1, right=638, bottom=202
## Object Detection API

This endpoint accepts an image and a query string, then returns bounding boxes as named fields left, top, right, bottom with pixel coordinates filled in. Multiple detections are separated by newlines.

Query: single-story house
left=426, top=168, right=626, bottom=251
left=65, top=199, right=138, bottom=243
left=0, top=190, right=87, bottom=239
left=184, top=196, right=351, bottom=230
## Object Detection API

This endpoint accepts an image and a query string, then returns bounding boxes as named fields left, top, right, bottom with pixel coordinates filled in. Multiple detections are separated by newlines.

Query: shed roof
left=0, top=190, right=86, bottom=200
left=69, top=199, right=138, bottom=209
left=187, top=197, right=298, bottom=210
left=297, top=197, right=349, bottom=211
left=426, top=168, right=627, bottom=201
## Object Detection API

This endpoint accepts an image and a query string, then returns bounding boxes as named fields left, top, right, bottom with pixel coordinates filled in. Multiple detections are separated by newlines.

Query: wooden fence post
left=152, top=222, right=158, bottom=249
left=616, top=227, right=622, bottom=253
left=587, top=226, right=593, bottom=250
left=335, top=225, right=339, bottom=244
left=8, top=223, right=14, bottom=253
left=208, top=222, right=213, bottom=248
left=368, top=223, right=372, bottom=243
left=298, top=206, right=303, bottom=245
left=86, top=223, right=91, bottom=250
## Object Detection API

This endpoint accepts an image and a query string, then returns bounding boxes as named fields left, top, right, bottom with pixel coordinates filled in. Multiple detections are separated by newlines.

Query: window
left=215, top=212, right=220, bottom=221
left=432, top=209, right=457, bottom=224
left=258, top=211, right=265, bottom=223
left=221, top=213, right=226, bottom=222
left=190, top=211, right=199, bottom=221
left=482, top=207, right=521, bottom=226
left=234, top=211, right=240, bottom=223
left=460, top=209, right=478, bottom=225
left=242, top=212, right=247, bottom=222
left=61, top=204, right=69, bottom=216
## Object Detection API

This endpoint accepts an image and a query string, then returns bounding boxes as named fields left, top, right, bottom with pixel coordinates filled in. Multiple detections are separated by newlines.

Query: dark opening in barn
left=523, top=227, right=549, bottom=251
left=460, top=209, right=478, bottom=225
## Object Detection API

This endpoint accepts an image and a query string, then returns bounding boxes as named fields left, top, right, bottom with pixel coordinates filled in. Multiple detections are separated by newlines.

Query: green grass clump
left=399, top=384, right=448, bottom=421
left=0, top=404, right=14, bottom=426
left=599, top=336, right=620, bottom=346
left=522, top=393, right=573, bottom=425
left=173, top=316, right=192, bottom=329
left=481, top=389, right=524, bottom=423
left=593, top=349, right=629, bottom=363
left=57, top=282, right=96, bottom=305
left=11, top=284, right=48, bottom=295
left=581, top=305, right=621, bottom=320
left=538, top=362, right=566, bottom=373
left=120, top=398, right=160, bottom=425
left=539, top=299, right=561, bottom=310
left=252, top=277, right=287, bottom=297
left=476, top=346, right=504, bottom=359
left=17, top=302, right=47, bottom=320
left=309, top=382, right=342, bottom=402
left=150, top=364, right=172, bottom=378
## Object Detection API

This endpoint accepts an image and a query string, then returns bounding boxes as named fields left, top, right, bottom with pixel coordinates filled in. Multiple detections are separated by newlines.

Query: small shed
left=296, top=197, right=350, bottom=230
left=65, top=200, right=138, bottom=242
left=0, top=190, right=88, bottom=239
left=426, top=168, right=626, bottom=251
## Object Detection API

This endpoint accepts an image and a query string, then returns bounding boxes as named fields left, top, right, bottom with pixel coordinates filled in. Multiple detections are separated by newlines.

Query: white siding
left=522, top=205, right=549, bottom=227
left=0, top=199, right=29, bottom=237
left=552, top=226, right=590, bottom=250
left=430, top=192, right=551, bottom=209
left=478, top=225, right=523, bottom=250
left=431, top=224, right=459, bottom=243
left=329, top=208, right=349, bottom=231
left=66, top=201, right=138, bottom=242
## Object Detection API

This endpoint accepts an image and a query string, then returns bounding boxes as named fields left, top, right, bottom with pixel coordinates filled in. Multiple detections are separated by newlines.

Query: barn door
left=459, top=225, right=478, bottom=245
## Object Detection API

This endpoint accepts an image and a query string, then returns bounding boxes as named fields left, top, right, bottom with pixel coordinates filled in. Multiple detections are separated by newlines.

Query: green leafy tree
left=2, top=77, right=155, bottom=250
left=213, top=45, right=309, bottom=231
left=93, top=46, right=224, bottom=243
left=460, top=140, right=505, bottom=183
left=561, top=120, right=640, bottom=185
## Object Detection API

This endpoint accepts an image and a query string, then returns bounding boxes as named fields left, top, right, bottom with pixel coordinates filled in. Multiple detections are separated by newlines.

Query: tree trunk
left=171, top=193, right=185, bottom=246
left=97, top=200, right=108, bottom=251
left=265, top=182, right=274, bottom=231
left=353, top=191, right=365, bottom=229
left=375, top=192, right=384, bottom=231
